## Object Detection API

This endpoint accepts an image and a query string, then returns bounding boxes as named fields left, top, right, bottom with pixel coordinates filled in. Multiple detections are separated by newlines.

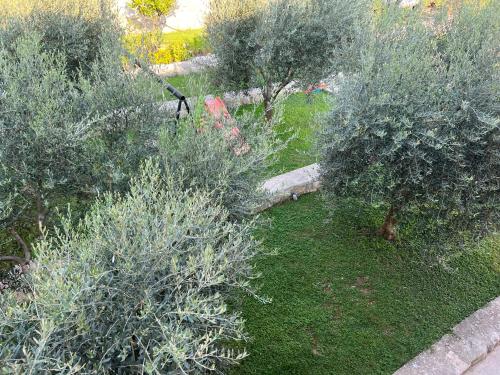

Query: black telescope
left=166, top=83, right=190, bottom=120
left=134, top=59, right=190, bottom=121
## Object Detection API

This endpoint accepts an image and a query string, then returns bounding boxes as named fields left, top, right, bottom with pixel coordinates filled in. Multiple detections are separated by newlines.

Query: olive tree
left=0, top=35, right=96, bottom=265
left=0, top=161, right=260, bottom=373
left=0, top=23, right=165, bottom=265
left=318, top=3, right=499, bottom=242
left=207, top=0, right=367, bottom=121
left=0, top=0, right=116, bottom=78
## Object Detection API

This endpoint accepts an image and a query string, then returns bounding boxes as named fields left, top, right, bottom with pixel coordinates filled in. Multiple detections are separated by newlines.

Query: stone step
left=394, top=296, right=500, bottom=375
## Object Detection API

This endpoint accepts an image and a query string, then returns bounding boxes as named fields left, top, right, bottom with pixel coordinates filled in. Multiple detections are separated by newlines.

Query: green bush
left=130, top=0, right=176, bottom=17
left=158, top=104, right=283, bottom=218
left=0, top=34, right=96, bottom=265
left=78, top=40, right=168, bottom=194
left=318, top=2, right=499, bottom=246
left=0, top=23, right=276, bottom=267
left=0, top=161, right=259, bottom=373
left=0, top=0, right=116, bottom=78
left=207, top=0, right=367, bottom=120
left=0, top=30, right=166, bottom=265
left=124, top=29, right=210, bottom=65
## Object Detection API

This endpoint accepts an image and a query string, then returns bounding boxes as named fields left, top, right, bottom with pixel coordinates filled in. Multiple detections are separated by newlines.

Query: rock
left=393, top=296, right=500, bottom=375
left=256, top=163, right=321, bottom=212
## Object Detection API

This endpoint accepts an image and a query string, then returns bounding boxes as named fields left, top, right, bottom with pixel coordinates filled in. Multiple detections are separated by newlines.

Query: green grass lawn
left=232, top=194, right=500, bottom=374
left=165, top=72, right=215, bottom=98
left=270, top=93, right=330, bottom=174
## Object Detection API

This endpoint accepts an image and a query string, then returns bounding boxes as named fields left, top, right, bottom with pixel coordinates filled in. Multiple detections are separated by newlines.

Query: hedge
left=124, top=28, right=210, bottom=64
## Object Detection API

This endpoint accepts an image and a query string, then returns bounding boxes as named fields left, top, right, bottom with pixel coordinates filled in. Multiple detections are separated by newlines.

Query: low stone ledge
left=394, top=296, right=500, bottom=375
left=256, top=163, right=321, bottom=212
left=157, top=85, right=299, bottom=117
left=151, top=54, right=217, bottom=77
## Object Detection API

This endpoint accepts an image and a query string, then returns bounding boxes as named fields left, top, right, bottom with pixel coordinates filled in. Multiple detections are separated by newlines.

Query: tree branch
left=271, top=67, right=295, bottom=102
left=9, top=228, right=31, bottom=261
left=0, top=255, right=27, bottom=264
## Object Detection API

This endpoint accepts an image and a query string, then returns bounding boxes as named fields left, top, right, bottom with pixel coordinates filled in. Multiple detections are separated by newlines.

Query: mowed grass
left=165, top=72, right=215, bottom=98
left=232, top=194, right=500, bottom=374
left=270, top=93, right=330, bottom=174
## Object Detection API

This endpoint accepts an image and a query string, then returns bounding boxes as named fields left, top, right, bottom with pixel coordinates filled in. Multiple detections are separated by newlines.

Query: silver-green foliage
left=0, top=1, right=115, bottom=78
left=159, top=106, right=283, bottom=218
left=0, top=161, right=258, bottom=373
left=207, top=0, right=367, bottom=120
left=0, top=35, right=95, bottom=254
left=78, top=40, right=168, bottom=193
left=318, top=3, right=499, bottom=242
left=0, top=30, right=166, bottom=263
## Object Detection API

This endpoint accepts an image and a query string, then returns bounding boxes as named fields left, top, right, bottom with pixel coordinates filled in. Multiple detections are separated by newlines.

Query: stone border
left=394, top=296, right=500, bottom=375
left=151, top=54, right=217, bottom=77
left=256, top=163, right=321, bottom=212
left=158, top=85, right=301, bottom=116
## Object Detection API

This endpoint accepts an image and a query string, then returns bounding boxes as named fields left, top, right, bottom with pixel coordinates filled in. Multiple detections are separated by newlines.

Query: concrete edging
left=151, top=54, right=217, bottom=77
left=256, top=163, right=321, bottom=212
left=394, top=296, right=500, bottom=375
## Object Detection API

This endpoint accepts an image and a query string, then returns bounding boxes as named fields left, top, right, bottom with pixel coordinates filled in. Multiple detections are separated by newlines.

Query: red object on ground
left=203, top=96, right=250, bottom=156
left=204, top=97, right=233, bottom=129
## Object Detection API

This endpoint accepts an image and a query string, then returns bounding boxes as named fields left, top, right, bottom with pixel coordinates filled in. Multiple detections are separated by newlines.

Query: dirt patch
left=311, top=335, right=321, bottom=356
left=354, top=276, right=372, bottom=296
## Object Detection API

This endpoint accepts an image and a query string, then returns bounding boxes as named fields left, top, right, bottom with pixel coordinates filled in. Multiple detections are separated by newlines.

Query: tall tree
left=318, top=2, right=499, bottom=242
left=207, top=0, right=367, bottom=121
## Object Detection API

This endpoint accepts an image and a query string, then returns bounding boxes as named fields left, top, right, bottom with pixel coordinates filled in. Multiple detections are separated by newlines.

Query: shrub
left=158, top=100, right=283, bottom=218
left=0, top=161, right=259, bottom=373
left=0, top=0, right=116, bottom=78
left=0, top=34, right=96, bottom=264
left=318, top=2, right=499, bottom=245
left=0, top=26, right=167, bottom=265
left=124, top=29, right=210, bottom=65
left=207, top=0, right=367, bottom=120
left=130, top=0, right=176, bottom=17
left=78, top=39, right=168, bottom=193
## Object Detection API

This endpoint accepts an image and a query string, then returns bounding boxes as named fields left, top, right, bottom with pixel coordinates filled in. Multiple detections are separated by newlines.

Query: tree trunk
left=378, top=205, right=397, bottom=241
left=263, top=83, right=274, bottom=122
left=0, top=229, right=31, bottom=265
left=264, top=100, right=274, bottom=122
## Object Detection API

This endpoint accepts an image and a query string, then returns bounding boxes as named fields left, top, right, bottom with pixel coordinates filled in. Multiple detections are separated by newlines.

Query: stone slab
left=465, top=345, right=500, bottom=375
left=394, top=296, right=500, bottom=375
left=256, top=163, right=321, bottom=212
left=151, top=55, right=217, bottom=77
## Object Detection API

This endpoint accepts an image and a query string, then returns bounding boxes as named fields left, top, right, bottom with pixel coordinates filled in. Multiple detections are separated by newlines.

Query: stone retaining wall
left=394, top=296, right=500, bottom=375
